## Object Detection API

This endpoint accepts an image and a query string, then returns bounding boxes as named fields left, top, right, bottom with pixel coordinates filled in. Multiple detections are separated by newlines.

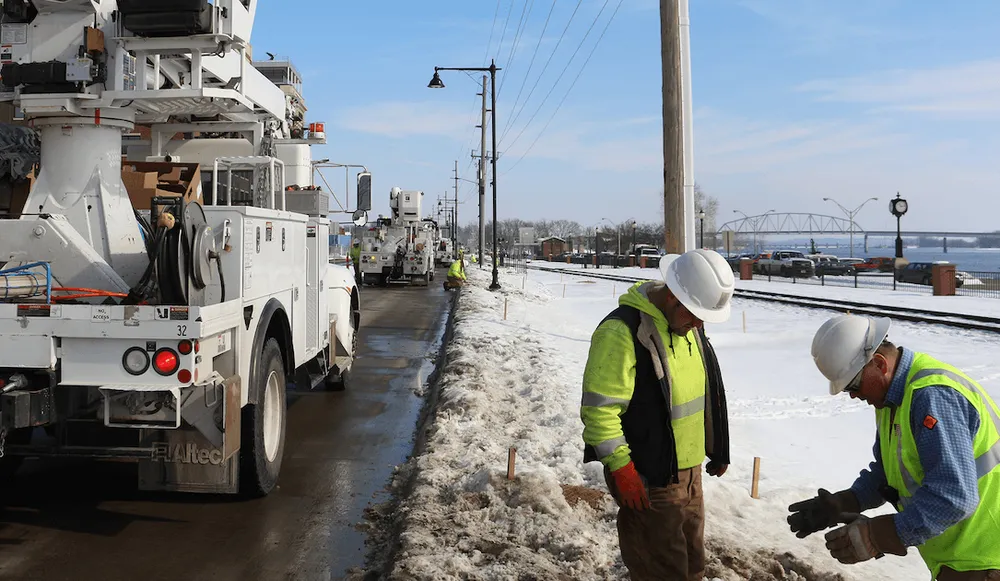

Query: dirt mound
left=706, top=539, right=848, bottom=581
left=561, top=484, right=607, bottom=510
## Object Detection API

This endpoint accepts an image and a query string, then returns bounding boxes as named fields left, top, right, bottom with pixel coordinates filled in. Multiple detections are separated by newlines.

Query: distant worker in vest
left=581, top=249, right=734, bottom=581
left=445, top=251, right=466, bottom=290
left=349, top=241, right=362, bottom=286
left=792, top=314, right=1000, bottom=580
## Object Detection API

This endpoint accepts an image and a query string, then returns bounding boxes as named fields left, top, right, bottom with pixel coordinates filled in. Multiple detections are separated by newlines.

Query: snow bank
left=364, top=266, right=998, bottom=580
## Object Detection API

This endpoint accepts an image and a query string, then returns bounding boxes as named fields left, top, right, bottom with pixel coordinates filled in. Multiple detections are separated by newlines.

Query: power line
left=494, top=0, right=516, bottom=65
left=501, top=0, right=610, bottom=152
left=484, top=0, right=503, bottom=65
left=497, top=0, right=535, bottom=98
left=499, top=0, right=584, bottom=144
left=501, top=0, right=624, bottom=175
left=500, top=0, right=557, bottom=138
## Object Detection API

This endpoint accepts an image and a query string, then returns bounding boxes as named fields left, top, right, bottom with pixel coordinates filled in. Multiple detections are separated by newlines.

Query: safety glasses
left=844, top=319, right=878, bottom=394
left=843, top=369, right=864, bottom=394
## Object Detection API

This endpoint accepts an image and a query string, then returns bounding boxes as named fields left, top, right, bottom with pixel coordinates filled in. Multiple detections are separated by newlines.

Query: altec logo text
left=152, top=442, right=224, bottom=465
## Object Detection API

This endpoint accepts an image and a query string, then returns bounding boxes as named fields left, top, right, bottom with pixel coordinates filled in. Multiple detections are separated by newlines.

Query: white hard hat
left=658, top=249, right=735, bottom=324
left=811, top=315, right=891, bottom=395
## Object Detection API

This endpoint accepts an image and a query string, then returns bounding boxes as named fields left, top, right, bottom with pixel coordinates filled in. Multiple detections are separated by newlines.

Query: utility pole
left=661, top=0, right=685, bottom=254
left=453, top=160, right=459, bottom=252
left=478, top=75, right=487, bottom=269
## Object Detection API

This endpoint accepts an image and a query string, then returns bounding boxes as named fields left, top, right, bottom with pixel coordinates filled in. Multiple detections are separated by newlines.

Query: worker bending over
left=444, top=252, right=466, bottom=290
left=791, top=314, right=1000, bottom=580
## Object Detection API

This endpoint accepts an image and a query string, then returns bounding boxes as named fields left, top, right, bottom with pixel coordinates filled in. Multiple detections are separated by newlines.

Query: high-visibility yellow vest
left=877, top=353, right=1000, bottom=577
left=666, top=330, right=706, bottom=469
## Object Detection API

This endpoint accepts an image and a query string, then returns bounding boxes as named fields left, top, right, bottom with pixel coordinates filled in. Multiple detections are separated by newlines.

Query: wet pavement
left=0, top=282, right=453, bottom=581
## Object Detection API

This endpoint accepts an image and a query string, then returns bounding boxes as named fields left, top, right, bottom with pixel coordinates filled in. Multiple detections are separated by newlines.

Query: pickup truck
left=757, top=250, right=816, bottom=278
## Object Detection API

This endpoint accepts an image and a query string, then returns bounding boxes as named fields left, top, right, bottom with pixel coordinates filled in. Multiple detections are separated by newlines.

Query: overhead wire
left=497, top=0, right=535, bottom=98
left=484, top=0, right=503, bottom=65
left=500, top=0, right=611, bottom=154
left=500, top=0, right=558, bottom=138
left=499, top=0, right=584, bottom=144
left=501, top=0, right=625, bottom=175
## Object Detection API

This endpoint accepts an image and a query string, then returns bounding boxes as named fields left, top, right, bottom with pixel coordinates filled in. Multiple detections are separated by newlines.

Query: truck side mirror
left=357, top=172, right=372, bottom=211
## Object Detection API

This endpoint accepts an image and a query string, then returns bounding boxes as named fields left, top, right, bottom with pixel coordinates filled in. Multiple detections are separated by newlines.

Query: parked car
left=726, top=253, right=755, bottom=272
left=809, top=254, right=855, bottom=276
left=854, top=256, right=895, bottom=273
left=751, top=252, right=772, bottom=274
left=757, top=250, right=816, bottom=278
left=894, top=261, right=964, bottom=287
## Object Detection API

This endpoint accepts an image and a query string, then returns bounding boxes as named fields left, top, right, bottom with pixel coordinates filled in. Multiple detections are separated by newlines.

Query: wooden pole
left=507, top=447, right=517, bottom=480
left=661, top=0, right=685, bottom=254
left=503, top=297, right=508, bottom=320
left=751, top=456, right=761, bottom=499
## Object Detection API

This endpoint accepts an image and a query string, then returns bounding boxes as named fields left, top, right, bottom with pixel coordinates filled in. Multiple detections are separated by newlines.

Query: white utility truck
left=0, top=0, right=360, bottom=496
left=359, top=187, right=434, bottom=286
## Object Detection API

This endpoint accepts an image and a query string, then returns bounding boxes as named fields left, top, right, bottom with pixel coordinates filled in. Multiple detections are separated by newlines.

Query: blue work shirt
left=849, top=347, right=982, bottom=547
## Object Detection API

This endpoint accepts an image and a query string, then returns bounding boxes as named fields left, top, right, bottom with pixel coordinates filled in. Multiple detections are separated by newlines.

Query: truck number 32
left=177, top=325, right=188, bottom=337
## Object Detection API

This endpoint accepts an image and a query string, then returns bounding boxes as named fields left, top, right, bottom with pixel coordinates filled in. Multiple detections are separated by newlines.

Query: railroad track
left=529, top=266, right=1000, bottom=334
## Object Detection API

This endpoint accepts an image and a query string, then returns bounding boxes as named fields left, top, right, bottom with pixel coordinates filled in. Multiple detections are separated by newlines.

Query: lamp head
left=428, top=70, right=445, bottom=89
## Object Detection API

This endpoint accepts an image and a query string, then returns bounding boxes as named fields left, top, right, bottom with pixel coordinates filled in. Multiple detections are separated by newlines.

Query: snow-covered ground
left=363, top=265, right=999, bottom=581
left=530, top=261, right=1000, bottom=318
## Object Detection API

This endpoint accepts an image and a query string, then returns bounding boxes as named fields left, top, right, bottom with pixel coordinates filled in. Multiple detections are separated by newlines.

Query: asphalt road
left=0, top=282, right=453, bottom=581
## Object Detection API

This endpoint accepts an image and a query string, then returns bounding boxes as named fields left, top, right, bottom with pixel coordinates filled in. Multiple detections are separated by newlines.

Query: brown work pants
left=938, top=567, right=1000, bottom=581
left=608, top=466, right=705, bottom=581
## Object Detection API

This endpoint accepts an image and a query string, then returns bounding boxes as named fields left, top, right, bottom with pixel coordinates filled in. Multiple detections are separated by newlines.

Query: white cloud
left=692, top=108, right=1000, bottom=230
left=797, top=59, right=1000, bottom=118
left=336, top=101, right=476, bottom=139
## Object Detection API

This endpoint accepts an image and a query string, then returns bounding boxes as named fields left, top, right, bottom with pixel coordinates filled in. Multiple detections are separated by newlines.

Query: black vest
left=585, top=305, right=682, bottom=487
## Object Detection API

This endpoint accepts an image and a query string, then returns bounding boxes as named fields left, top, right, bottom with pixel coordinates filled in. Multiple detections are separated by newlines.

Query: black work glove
left=787, top=488, right=860, bottom=539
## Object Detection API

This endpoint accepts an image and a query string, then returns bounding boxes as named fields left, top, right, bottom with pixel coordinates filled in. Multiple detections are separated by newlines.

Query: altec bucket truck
left=359, top=187, right=434, bottom=286
left=0, top=0, right=361, bottom=496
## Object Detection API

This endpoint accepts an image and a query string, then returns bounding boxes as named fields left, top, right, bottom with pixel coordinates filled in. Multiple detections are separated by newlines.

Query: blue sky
left=250, top=0, right=1000, bottom=233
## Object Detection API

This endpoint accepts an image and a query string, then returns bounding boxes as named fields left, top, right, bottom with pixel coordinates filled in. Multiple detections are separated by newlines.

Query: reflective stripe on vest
left=893, top=367, right=1000, bottom=507
left=665, top=330, right=707, bottom=470
left=878, top=355, right=1000, bottom=576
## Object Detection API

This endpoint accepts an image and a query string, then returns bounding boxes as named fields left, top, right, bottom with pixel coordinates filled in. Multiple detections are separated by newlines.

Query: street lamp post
left=594, top=226, right=600, bottom=269
left=429, top=60, right=502, bottom=290
left=822, top=196, right=878, bottom=258
left=631, top=221, right=637, bottom=266
left=697, top=208, right=706, bottom=249
left=890, top=192, right=908, bottom=264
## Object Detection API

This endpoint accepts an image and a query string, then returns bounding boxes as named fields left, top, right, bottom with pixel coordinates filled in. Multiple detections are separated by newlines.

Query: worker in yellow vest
left=444, top=251, right=466, bottom=290
left=794, top=314, right=1000, bottom=580
left=581, top=249, right=734, bottom=580
left=349, top=241, right=361, bottom=286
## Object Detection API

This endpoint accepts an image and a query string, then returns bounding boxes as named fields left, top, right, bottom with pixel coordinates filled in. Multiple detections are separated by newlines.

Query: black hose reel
left=152, top=197, right=225, bottom=307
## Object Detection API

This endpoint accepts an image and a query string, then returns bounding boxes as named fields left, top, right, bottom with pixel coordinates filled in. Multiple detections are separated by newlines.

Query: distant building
left=538, top=236, right=567, bottom=258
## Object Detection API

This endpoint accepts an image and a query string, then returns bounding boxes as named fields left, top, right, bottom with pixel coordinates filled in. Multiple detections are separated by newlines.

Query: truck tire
left=780, top=266, right=788, bottom=277
left=240, top=338, right=287, bottom=497
left=0, top=428, right=31, bottom=486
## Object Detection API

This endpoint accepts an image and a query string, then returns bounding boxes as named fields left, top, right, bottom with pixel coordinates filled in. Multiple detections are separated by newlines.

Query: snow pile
left=365, top=266, right=998, bottom=580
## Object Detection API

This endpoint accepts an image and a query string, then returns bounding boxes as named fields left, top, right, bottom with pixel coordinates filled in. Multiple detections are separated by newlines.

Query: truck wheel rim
left=263, top=370, right=281, bottom=462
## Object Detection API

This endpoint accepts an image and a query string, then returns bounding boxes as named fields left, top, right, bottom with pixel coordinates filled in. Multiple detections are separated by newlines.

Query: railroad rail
left=528, top=266, right=1000, bottom=334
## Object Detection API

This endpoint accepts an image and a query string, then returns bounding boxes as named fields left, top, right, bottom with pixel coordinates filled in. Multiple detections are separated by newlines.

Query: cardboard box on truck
left=121, top=161, right=202, bottom=212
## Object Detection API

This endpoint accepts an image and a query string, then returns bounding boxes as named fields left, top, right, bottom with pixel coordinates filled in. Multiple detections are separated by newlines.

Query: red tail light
left=153, top=348, right=179, bottom=375
left=177, top=369, right=192, bottom=384
left=178, top=340, right=193, bottom=355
